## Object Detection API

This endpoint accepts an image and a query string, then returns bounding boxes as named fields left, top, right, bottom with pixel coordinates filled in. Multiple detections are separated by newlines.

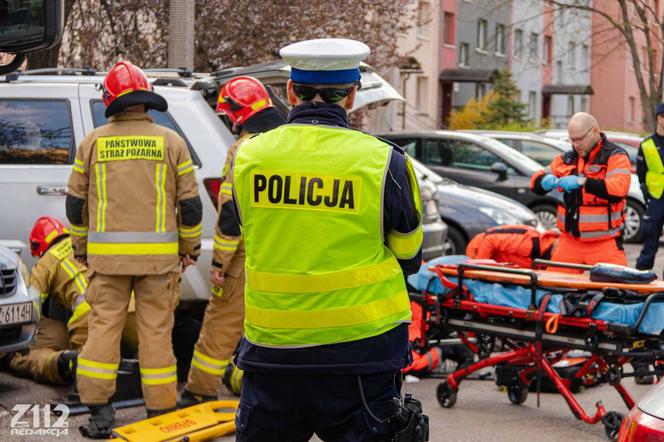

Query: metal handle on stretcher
left=456, top=263, right=539, bottom=309
left=533, top=259, right=592, bottom=270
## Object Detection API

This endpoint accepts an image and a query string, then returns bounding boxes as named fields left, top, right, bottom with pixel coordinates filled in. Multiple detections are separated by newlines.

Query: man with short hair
left=231, top=39, right=426, bottom=441
left=636, top=103, right=664, bottom=273
left=530, top=112, right=631, bottom=272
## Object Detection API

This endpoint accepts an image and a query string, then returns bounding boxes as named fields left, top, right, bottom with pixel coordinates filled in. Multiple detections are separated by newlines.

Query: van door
left=0, top=83, right=84, bottom=265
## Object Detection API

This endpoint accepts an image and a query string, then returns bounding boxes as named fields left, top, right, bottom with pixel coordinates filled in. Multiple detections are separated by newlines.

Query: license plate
left=0, top=302, right=32, bottom=326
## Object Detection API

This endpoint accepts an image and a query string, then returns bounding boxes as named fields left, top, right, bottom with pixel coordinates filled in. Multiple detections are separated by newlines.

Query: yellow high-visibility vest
left=233, top=124, right=422, bottom=347
left=642, top=138, right=664, bottom=199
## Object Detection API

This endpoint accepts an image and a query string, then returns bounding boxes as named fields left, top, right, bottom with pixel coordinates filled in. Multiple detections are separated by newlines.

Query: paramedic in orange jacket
left=530, top=112, right=631, bottom=272
left=466, top=224, right=559, bottom=268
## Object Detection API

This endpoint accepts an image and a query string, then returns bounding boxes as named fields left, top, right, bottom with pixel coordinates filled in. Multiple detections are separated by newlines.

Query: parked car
left=618, top=380, right=664, bottom=441
left=410, top=157, right=539, bottom=255
left=467, top=130, right=646, bottom=243
left=379, top=131, right=563, bottom=232
left=0, top=64, right=446, bottom=306
left=0, top=245, right=38, bottom=353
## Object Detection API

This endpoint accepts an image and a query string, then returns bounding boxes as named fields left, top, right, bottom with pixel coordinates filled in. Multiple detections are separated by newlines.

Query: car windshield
left=477, top=136, right=544, bottom=172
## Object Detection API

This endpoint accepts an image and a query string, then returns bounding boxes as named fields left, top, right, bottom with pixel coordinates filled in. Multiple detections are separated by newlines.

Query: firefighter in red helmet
left=7, top=217, right=88, bottom=384
left=178, top=76, right=285, bottom=406
left=66, top=61, right=202, bottom=438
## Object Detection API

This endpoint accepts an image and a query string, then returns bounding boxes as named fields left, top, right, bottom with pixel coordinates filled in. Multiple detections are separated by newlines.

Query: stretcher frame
left=412, top=262, right=664, bottom=440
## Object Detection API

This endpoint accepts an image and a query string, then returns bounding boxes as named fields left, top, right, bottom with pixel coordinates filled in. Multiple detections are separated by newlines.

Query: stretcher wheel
left=436, top=381, right=457, bottom=408
left=507, top=379, right=528, bottom=405
left=601, top=411, right=624, bottom=441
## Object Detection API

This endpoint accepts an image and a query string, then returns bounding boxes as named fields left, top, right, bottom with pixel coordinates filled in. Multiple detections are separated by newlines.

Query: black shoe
left=177, top=390, right=216, bottom=408
left=146, top=407, right=176, bottom=418
left=635, top=375, right=656, bottom=385
left=79, top=404, right=115, bottom=439
left=56, top=350, right=78, bottom=383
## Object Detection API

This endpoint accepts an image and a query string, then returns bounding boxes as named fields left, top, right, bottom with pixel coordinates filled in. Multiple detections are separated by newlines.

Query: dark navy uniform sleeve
left=384, top=147, right=422, bottom=275
left=636, top=142, right=646, bottom=193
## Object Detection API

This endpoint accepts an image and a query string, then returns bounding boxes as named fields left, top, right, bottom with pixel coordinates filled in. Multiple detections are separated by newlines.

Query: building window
left=555, top=60, right=562, bottom=83
left=417, top=1, right=431, bottom=38
left=496, top=23, right=506, bottom=55
left=628, top=97, right=635, bottom=122
left=417, top=76, right=429, bottom=113
left=581, top=96, right=588, bottom=112
left=514, top=29, right=523, bottom=58
left=567, top=95, right=575, bottom=116
left=544, top=36, right=553, bottom=64
left=443, top=12, right=455, bottom=45
left=459, top=42, right=469, bottom=67
left=476, top=83, right=487, bottom=100
left=567, top=42, right=576, bottom=70
left=529, top=32, right=539, bottom=59
left=477, top=19, right=487, bottom=51
left=581, top=44, right=589, bottom=72
left=528, top=91, right=537, bottom=120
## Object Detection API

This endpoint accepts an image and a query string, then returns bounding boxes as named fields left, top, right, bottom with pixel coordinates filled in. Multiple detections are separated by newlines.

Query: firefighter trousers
left=549, top=232, right=627, bottom=273
left=9, top=317, right=86, bottom=384
left=184, top=270, right=245, bottom=397
left=76, top=271, right=180, bottom=410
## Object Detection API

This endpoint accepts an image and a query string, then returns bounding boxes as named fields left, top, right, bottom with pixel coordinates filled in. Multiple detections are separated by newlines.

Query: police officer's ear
left=286, top=80, right=299, bottom=106
left=343, top=85, right=358, bottom=111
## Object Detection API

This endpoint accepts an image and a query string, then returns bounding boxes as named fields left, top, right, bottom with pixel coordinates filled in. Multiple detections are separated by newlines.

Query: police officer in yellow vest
left=231, top=39, right=427, bottom=441
left=636, top=103, right=664, bottom=272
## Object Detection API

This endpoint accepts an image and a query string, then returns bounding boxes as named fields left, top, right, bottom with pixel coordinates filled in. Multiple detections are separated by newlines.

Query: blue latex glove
left=540, top=174, right=558, bottom=191
left=558, top=175, right=582, bottom=192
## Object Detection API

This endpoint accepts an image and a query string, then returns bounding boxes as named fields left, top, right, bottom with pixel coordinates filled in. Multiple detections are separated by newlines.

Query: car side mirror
left=490, top=161, right=509, bottom=181
left=0, top=0, right=64, bottom=74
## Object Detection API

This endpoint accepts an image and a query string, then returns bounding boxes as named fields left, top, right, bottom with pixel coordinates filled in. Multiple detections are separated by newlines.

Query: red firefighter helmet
left=215, top=76, right=271, bottom=125
left=29, top=216, right=70, bottom=258
left=101, top=61, right=168, bottom=118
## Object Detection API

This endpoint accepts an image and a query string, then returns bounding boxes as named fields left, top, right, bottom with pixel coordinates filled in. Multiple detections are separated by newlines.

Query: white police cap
left=280, top=38, right=370, bottom=85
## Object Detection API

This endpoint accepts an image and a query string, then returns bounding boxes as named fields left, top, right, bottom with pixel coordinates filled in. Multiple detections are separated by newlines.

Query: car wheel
left=623, top=199, right=644, bottom=243
left=531, top=204, right=557, bottom=230
left=443, top=224, right=467, bottom=256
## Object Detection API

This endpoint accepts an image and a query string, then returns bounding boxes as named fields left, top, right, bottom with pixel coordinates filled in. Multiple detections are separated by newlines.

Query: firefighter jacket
left=66, top=112, right=202, bottom=275
left=211, top=136, right=246, bottom=286
left=530, top=134, right=631, bottom=241
left=465, top=224, right=559, bottom=268
left=30, top=237, right=90, bottom=330
left=636, top=133, right=664, bottom=199
left=233, top=123, right=423, bottom=348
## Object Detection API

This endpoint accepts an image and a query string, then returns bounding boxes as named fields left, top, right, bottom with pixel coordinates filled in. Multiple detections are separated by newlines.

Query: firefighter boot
left=222, top=361, right=244, bottom=395
left=79, top=404, right=115, bottom=439
left=56, top=350, right=78, bottom=383
left=177, top=389, right=216, bottom=409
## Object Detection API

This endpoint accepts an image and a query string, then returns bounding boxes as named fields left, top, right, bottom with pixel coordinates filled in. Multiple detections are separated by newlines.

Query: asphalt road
left=0, top=243, right=660, bottom=441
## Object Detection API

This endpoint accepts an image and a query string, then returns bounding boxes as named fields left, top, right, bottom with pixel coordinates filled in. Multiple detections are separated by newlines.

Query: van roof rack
left=143, top=67, right=193, bottom=78
left=22, top=67, right=98, bottom=76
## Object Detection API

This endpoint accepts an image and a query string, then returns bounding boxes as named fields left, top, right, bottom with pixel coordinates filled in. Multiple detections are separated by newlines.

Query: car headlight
left=479, top=207, right=521, bottom=225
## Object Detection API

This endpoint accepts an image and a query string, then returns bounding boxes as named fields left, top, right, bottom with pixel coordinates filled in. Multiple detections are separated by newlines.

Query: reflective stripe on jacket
left=530, top=135, right=630, bottom=241
left=465, top=224, right=558, bottom=267
left=67, top=112, right=200, bottom=274
left=232, top=124, right=420, bottom=348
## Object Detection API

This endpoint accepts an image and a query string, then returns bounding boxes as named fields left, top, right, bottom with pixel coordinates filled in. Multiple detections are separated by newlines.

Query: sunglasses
left=292, top=83, right=356, bottom=104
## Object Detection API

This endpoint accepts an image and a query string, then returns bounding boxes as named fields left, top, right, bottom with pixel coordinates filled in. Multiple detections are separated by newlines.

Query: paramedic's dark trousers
left=636, top=196, right=664, bottom=272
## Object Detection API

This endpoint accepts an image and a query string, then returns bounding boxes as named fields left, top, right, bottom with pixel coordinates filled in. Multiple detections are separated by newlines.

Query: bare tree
left=194, top=0, right=417, bottom=75
left=552, top=0, right=663, bottom=131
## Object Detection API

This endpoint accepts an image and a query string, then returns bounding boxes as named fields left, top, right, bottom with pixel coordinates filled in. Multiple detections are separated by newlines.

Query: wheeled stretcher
left=407, top=256, right=664, bottom=440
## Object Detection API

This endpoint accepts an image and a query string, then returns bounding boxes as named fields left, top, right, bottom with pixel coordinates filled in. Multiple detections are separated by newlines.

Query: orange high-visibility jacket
left=530, top=135, right=631, bottom=241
